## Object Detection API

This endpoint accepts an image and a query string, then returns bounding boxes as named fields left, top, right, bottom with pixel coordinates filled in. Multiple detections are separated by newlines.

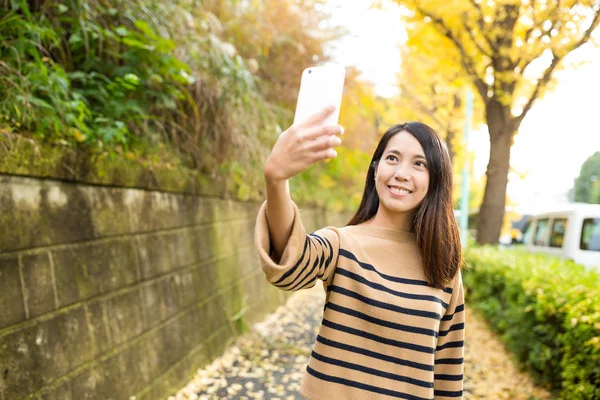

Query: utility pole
left=460, top=88, right=473, bottom=248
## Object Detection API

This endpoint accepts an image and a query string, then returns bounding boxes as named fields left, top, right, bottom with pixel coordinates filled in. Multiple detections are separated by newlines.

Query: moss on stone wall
left=0, top=133, right=343, bottom=212
left=0, top=133, right=255, bottom=202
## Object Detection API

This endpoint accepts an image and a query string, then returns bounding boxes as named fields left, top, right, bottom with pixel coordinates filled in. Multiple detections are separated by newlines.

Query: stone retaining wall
left=0, top=175, right=349, bottom=399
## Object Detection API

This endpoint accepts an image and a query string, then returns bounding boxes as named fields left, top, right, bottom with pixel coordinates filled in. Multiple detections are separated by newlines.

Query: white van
left=521, top=203, right=600, bottom=271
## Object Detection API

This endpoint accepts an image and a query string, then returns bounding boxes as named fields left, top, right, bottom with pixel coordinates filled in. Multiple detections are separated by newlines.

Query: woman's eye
left=386, top=155, right=397, bottom=161
left=415, top=161, right=427, bottom=168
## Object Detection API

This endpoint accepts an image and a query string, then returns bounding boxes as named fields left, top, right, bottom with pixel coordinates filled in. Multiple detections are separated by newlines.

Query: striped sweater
left=255, top=201, right=465, bottom=400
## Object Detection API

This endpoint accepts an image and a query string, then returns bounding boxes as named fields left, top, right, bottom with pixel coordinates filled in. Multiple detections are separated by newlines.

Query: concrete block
left=174, top=268, right=199, bottom=310
left=0, top=177, right=95, bottom=252
left=195, top=262, right=219, bottom=300
left=82, top=186, right=133, bottom=237
left=0, top=256, right=26, bottom=329
left=200, top=295, right=228, bottom=342
left=84, top=300, right=112, bottom=355
left=70, top=363, right=115, bottom=400
left=0, top=307, right=93, bottom=398
left=182, top=306, right=204, bottom=349
left=142, top=327, right=170, bottom=380
left=52, top=240, right=138, bottom=307
left=70, top=338, right=150, bottom=400
left=136, top=231, right=198, bottom=280
left=20, top=252, right=56, bottom=318
left=139, top=260, right=218, bottom=328
left=140, top=281, right=166, bottom=329
left=126, top=191, right=199, bottom=233
left=160, top=317, right=186, bottom=368
left=105, top=289, right=144, bottom=346
left=193, top=225, right=216, bottom=264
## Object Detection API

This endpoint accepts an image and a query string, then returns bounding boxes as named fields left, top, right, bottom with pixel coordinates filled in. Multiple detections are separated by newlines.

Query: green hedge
left=463, top=246, right=600, bottom=399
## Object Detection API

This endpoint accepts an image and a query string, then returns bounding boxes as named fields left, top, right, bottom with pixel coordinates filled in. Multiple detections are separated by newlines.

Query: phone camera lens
left=308, top=70, right=312, bottom=74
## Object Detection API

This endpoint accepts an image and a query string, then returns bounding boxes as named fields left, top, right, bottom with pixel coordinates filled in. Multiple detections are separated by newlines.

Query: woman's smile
left=388, top=185, right=412, bottom=197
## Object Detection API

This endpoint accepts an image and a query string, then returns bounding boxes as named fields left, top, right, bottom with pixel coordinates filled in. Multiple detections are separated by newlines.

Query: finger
left=296, top=105, right=336, bottom=129
left=313, top=148, right=338, bottom=162
left=301, top=124, right=344, bottom=141
left=310, top=133, right=342, bottom=152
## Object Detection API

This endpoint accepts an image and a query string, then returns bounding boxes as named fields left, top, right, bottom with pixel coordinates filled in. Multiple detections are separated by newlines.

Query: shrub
left=463, top=246, right=600, bottom=399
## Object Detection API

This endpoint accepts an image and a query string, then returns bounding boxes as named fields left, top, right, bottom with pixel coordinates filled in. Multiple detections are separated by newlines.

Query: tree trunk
left=476, top=100, right=515, bottom=245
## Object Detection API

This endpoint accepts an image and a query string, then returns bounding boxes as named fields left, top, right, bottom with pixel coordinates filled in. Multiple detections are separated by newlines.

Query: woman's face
left=374, top=131, right=430, bottom=218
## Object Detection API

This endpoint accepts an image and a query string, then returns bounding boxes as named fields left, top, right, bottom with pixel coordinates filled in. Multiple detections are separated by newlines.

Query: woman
left=255, top=106, right=464, bottom=399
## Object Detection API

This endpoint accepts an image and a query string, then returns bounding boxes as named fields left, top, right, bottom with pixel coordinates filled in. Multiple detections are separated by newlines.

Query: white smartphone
left=293, top=64, right=346, bottom=127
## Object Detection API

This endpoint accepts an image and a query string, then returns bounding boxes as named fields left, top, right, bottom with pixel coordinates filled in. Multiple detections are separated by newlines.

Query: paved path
left=171, top=285, right=552, bottom=400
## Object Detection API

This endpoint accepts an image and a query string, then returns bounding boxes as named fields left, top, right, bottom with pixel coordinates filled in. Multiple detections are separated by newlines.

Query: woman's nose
left=393, top=163, right=410, bottom=180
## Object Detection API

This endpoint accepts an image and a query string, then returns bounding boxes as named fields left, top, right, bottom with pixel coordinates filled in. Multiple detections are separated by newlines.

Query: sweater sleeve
left=254, top=201, right=340, bottom=291
left=434, top=270, right=465, bottom=399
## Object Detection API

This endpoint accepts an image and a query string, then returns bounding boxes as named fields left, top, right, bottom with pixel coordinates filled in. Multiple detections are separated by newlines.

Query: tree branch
left=514, top=52, right=561, bottom=127
left=519, top=1, right=579, bottom=75
left=467, top=0, right=486, bottom=30
left=525, top=0, right=538, bottom=43
left=461, top=13, right=493, bottom=58
left=415, top=6, right=489, bottom=100
left=492, top=4, right=521, bottom=52
left=525, top=0, right=568, bottom=44
left=563, top=6, right=600, bottom=55
left=466, top=0, right=496, bottom=51
left=516, top=7, right=598, bottom=115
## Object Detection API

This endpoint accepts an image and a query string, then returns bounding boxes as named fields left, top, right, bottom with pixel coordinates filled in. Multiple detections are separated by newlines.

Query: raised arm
left=255, top=201, right=341, bottom=291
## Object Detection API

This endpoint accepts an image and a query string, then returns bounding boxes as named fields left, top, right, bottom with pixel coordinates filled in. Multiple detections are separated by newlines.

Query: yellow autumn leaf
left=72, top=129, right=86, bottom=143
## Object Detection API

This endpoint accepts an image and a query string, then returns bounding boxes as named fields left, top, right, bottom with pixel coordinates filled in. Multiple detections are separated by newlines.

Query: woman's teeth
left=389, top=187, right=410, bottom=195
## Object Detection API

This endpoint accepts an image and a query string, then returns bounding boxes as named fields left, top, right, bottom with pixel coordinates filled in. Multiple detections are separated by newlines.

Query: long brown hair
left=347, top=122, right=462, bottom=289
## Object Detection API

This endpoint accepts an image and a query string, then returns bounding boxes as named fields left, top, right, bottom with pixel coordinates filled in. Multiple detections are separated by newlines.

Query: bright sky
left=324, top=0, right=406, bottom=98
left=325, top=0, right=600, bottom=214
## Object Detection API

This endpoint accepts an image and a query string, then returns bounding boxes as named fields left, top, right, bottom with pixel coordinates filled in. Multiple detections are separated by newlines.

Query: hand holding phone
left=264, top=64, right=346, bottom=183
left=265, top=108, right=344, bottom=183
